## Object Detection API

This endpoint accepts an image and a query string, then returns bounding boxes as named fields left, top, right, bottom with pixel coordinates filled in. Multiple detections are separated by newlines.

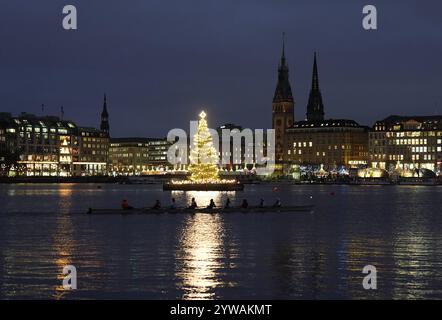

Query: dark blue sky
left=0, top=0, right=441, bottom=137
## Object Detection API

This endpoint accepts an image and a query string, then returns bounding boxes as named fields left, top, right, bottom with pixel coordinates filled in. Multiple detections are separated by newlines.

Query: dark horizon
left=1, top=0, right=441, bottom=137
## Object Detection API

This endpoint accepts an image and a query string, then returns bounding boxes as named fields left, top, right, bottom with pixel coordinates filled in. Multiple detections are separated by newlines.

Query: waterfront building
left=0, top=112, right=79, bottom=176
left=147, top=138, right=171, bottom=167
left=277, top=51, right=369, bottom=172
left=0, top=113, right=21, bottom=176
left=109, top=137, right=171, bottom=175
left=286, top=119, right=369, bottom=169
left=72, top=96, right=110, bottom=176
left=0, top=96, right=111, bottom=177
left=369, top=115, right=442, bottom=173
left=73, top=127, right=109, bottom=176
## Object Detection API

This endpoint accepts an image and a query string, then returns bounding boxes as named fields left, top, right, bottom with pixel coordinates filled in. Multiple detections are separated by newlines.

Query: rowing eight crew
left=121, top=198, right=282, bottom=210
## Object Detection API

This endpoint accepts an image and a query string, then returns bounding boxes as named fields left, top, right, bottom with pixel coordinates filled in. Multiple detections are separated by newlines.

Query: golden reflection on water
left=175, top=191, right=232, bottom=300
left=172, top=190, right=235, bottom=208
left=53, top=184, right=75, bottom=299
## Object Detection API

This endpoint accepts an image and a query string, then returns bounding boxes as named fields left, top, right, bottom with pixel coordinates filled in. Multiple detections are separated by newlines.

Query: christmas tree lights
left=188, top=111, right=220, bottom=182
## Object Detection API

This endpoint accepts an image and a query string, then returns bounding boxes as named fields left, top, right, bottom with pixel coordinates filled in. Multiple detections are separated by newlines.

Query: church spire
left=272, top=33, right=295, bottom=164
left=100, top=93, right=110, bottom=135
left=102, top=94, right=108, bottom=116
left=273, top=32, right=293, bottom=103
left=312, top=52, right=319, bottom=91
left=306, top=52, right=324, bottom=122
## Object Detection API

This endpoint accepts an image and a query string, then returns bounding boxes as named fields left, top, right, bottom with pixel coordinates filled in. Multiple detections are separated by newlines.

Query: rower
left=224, top=198, right=231, bottom=209
left=170, top=198, right=177, bottom=209
left=207, top=199, right=216, bottom=209
left=152, top=200, right=161, bottom=210
left=189, top=198, right=198, bottom=209
left=121, top=199, right=133, bottom=210
left=273, top=198, right=281, bottom=208
left=259, top=198, right=265, bottom=208
left=241, top=199, right=248, bottom=209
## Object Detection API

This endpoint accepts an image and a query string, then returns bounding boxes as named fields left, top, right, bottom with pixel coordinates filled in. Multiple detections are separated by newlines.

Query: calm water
left=0, top=183, right=442, bottom=299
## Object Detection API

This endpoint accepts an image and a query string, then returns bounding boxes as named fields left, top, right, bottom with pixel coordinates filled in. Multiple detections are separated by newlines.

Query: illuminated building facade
left=0, top=95, right=111, bottom=177
left=284, top=53, right=369, bottom=170
left=0, top=113, right=20, bottom=176
left=369, top=115, right=442, bottom=172
left=72, top=96, right=111, bottom=176
left=286, top=120, right=369, bottom=168
left=147, top=139, right=171, bottom=167
left=0, top=112, right=79, bottom=176
left=73, top=127, right=109, bottom=176
left=109, top=137, right=171, bottom=175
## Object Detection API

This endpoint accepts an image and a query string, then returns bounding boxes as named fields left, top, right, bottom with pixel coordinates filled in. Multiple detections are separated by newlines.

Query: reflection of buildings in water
left=175, top=208, right=237, bottom=300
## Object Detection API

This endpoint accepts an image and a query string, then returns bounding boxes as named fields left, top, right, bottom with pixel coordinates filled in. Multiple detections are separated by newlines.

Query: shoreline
left=0, top=176, right=440, bottom=186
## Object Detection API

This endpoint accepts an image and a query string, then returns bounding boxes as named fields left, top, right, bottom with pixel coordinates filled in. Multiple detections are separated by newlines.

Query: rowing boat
left=86, top=205, right=314, bottom=215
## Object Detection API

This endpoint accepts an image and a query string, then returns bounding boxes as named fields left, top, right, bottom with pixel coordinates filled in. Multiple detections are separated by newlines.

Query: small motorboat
left=86, top=205, right=315, bottom=215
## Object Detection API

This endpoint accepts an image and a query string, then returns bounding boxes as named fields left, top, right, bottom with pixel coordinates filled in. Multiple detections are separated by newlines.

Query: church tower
left=306, top=52, right=325, bottom=122
left=272, top=33, right=294, bottom=162
left=100, top=94, right=110, bottom=135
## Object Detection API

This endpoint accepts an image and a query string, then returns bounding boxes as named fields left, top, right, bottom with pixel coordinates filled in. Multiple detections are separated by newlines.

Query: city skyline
left=1, top=3, right=442, bottom=304
left=1, top=1, right=441, bottom=138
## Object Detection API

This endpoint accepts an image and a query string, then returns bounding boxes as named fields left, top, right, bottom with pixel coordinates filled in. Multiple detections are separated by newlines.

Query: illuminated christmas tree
left=188, top=111, right=220, bottom=182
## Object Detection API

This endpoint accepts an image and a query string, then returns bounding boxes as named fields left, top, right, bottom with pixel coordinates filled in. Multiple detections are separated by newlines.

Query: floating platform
left=163, top=182, right=244, bottom=191
left=87, top=205, right=314, bottom=215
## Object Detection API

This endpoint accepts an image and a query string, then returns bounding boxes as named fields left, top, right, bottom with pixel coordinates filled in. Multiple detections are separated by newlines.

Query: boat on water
left=86, top=205, right=315, bottom=215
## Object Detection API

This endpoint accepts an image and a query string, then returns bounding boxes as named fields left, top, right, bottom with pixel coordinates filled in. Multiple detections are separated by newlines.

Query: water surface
left=0, top=183, right=441, bottom=299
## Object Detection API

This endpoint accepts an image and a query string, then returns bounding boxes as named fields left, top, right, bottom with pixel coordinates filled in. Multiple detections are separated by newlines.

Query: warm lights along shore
left=163, top=180, right=244, bottom=191
left=163, top=111, right=244, bottom=191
